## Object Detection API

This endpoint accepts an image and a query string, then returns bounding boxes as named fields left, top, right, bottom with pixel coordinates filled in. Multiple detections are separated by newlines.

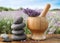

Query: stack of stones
left=11, top=17, right=26, bottom=41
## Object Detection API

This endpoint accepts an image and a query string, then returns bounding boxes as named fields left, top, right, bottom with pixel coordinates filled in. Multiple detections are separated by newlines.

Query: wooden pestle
left=39, top=4, right=51, bottom=17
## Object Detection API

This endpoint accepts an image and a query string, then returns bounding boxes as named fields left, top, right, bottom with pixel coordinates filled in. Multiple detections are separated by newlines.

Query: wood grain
left=0, top=34, right=60, bottom=43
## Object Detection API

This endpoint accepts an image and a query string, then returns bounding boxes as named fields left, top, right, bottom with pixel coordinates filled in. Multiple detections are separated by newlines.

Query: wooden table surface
left=0, top=34, right=60, bottom=43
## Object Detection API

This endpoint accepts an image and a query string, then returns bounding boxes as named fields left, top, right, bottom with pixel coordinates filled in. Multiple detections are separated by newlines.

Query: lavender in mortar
left=23, top=8, right=41, bottom=17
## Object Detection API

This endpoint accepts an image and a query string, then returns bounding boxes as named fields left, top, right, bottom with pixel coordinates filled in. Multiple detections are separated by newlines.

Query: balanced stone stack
left=11, top=17, right=26, bottom=41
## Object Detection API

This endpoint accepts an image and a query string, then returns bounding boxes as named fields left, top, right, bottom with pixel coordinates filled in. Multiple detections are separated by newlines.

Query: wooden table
left=0, top=34, right=60, bottom=43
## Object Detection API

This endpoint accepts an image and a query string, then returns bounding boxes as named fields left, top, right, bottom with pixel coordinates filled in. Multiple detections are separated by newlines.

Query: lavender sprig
left=23, top=8, right=40, bottom=17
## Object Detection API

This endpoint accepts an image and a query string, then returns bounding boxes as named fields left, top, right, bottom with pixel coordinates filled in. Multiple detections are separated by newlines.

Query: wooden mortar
left=27, top=4, right=51, bottom=40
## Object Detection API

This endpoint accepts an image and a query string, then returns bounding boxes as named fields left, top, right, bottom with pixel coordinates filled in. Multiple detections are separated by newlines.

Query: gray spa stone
left=11, top=28, right=24, bottom=31
left=3, top=38, right=11, bottom=42
left=12, top=30, right=24, bottom=35
left=11, top=17, right=26, bottom=41
left=11, top=23, right=26, bottom=30
left=13, top=17, right=23, bottom=24
left=12, top=34, right=26, bottom=41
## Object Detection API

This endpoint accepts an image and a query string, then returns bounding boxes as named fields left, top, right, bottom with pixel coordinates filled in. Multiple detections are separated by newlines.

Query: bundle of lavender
left=23, top=8, right=41, bottom=17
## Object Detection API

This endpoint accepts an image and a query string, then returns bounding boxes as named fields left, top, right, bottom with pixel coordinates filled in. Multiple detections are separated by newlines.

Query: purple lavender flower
left=55, top=22, right=60, bottom=27
left=23, top=8, right=41, bottom=17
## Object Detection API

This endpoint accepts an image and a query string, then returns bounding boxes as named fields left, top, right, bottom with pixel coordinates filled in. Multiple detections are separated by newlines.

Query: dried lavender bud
left=23, top=8, right=40, bottom=17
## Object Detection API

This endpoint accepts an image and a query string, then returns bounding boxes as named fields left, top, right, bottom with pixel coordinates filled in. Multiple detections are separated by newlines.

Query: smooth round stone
left=3, top=38, right=11, bottom=42
left=12, top=29, right=23, bottom=31
left=0, top=34, right=9, bottom=39
left=11, top=23, right=26, bottom=30
left=12, top=30, right=24, bottom=35
left=12, top=35, right=26, bottom=41
left=13, top=17, right=23, bottom=24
